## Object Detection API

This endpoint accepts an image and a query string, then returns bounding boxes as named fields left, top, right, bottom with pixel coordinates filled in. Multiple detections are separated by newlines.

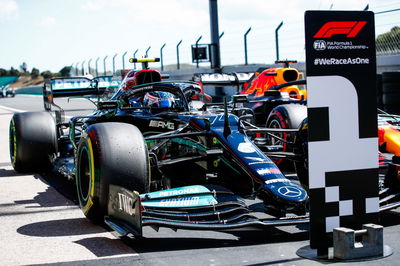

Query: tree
left=59, top=66, right=72, bottom=77
left=8, top=67, right=20, bottom=76
left=0, top=68, right=7, bottom=76
left=31, top=68, right=40, bottom=79
left=41, top=71, right=53, bottom=79
left=376, top=26, right=400, bottom=54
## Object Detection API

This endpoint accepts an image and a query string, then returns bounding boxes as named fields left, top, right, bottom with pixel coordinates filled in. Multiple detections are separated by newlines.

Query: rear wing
left=192, top=73, right=254, bottom=94
left=192, top=73, right=253, bottom=86
left=43, top=76, right=120, bottom=111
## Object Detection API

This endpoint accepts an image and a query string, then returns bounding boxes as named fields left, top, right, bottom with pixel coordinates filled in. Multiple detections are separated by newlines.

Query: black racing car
left=8, top=59, right=400, bottom=237
left=9, top=59, right=311, bottom=236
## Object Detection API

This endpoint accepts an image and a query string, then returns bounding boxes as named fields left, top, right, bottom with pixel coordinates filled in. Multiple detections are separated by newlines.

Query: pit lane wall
left=14, top=86, right=43, bottom=95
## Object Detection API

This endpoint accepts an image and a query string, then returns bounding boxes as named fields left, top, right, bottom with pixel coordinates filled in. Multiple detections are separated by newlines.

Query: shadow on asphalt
left=14, top=185, right=75, bottom=208
left=38, top=172, right=78, bottom=205
left=74, top=237, right=135, bottom=257
left=380, top=210, right=400, bottom=227
left=17, top=218, right=105, bottom=237
left=121, top=227, right=310, bottom=253
left=0, top=167, right=30, bottom=178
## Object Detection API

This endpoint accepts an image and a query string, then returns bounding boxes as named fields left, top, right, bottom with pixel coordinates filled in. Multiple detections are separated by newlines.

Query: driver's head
left=143, top=91, right=175, bottom=112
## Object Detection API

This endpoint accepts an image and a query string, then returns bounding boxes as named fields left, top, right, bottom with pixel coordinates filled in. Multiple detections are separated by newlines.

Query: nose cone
left=263, top=182, right=308, bottom=203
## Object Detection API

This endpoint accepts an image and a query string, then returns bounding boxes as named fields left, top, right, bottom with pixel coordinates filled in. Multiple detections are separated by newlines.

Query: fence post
left=133, top=49, right=139, bottom=69
left=195, top=35, right=203, bottom=68
left=160, top=43, right=166, bottom=71
left=176, top=40, right=182, bottom=70
left=95, top=57, right=100, bottom=76
left=122, top=51, right=127, bottom=70
left=145, top=46, right=151, bottom=58
left=275, top=21, right=283, bottom=61
left=103, top=56, right=108, bottom=75
left=244, top=27, right=252, bottom=65
left=75, top=62, right=79, bottom=76
left=112, top=53, right=118, bottom=75
left=81, top=60, right=86, bottom=75
left=88, top=59, right=92, bottom=75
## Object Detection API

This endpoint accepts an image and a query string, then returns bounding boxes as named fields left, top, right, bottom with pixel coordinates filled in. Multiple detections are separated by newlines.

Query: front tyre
left=266, top=104, right=307, bottom=165
left=76, top=122, right=150, bottom=224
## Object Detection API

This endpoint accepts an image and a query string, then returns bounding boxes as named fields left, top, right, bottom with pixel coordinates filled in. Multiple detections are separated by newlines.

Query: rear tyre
left=75, top=122, right=150, bottom=224
left=9, top=112, right=57, bottom=173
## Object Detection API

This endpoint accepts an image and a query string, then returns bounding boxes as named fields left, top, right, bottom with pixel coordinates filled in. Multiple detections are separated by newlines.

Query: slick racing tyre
left=266, top=104, right=307, bottom=165
left=9, top=112, right=57, bottom=173
left=76, top=122, right=150, bottom=224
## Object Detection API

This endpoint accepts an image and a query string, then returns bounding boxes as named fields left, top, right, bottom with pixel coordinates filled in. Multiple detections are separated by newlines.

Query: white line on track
left=0, top=105, right=26, bottom=113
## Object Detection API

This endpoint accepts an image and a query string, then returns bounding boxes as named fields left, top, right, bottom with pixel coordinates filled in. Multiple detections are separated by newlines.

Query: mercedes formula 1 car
left=9, top=59, right=400, bottom=238
left=9, top=59, right=311, bottom=237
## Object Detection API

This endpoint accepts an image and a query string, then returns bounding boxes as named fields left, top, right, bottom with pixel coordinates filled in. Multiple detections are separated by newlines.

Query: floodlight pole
left=160, top=43, right=166, bottom=71
left=219, top=31, right=224, bottom=39
left=88, top=59, right=92, bottom=75
left=275, top=21, right=283, bottom=61
left=195, top=35, right=202, bottom=68
left=244, top=27, right=252, bottom=65
left=103, top=56, right=108, bottom=75
left=176, top=40, right=182, bottom=70
left=133, top=49, right=139, bottom=69
left=209, top=0, right=221, bottom=70
left=122, top=51, right=127, bottom=69
left=81, top=60, right=86, bottom=75
left=95, top=57, right=100, bottom=76
left=145, top=46, right=151, bottom=58
left=112, top=53, right=118, bottom=75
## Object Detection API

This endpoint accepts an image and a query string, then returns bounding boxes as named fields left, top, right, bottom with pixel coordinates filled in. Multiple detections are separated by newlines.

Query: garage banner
left=304, top=11, right=378, bottom=253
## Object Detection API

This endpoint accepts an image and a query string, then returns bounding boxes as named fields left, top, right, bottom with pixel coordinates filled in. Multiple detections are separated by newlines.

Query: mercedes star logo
left=278, top=186, right=302, bottom=198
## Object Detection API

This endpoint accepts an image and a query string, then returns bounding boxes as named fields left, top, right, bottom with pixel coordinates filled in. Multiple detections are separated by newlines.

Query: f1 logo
left=314, top=21, right=367, bottom=38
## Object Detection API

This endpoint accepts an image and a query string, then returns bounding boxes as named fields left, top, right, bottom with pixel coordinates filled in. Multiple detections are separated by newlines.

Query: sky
left=0, top=0, right=399, bottom=73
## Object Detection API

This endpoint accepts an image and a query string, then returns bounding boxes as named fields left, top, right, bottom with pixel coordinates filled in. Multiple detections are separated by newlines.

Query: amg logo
left=118, top=193, right=135, bottom=215
left=149, top=120, right=174, bottom=130
left=314, top=21, right=367, bottom=38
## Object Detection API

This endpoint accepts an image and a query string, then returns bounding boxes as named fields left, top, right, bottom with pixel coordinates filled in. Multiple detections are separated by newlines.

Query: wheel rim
left=267, top=117, right=288, bottom=165
left=268, top=118, right=284, bottom=146
left=78, top=146, right=91, bottom=201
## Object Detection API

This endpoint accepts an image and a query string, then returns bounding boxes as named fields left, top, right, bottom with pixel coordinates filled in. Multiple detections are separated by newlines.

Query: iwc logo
left=313, top=40, right=326, bottom=51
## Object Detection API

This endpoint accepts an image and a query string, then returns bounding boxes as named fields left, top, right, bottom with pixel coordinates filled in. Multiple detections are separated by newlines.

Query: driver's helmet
left=143, top=91, right=175, bottom=111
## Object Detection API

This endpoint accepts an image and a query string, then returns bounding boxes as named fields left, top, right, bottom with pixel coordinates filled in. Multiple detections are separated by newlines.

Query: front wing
left=104, top=182, right=400, bottom=237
